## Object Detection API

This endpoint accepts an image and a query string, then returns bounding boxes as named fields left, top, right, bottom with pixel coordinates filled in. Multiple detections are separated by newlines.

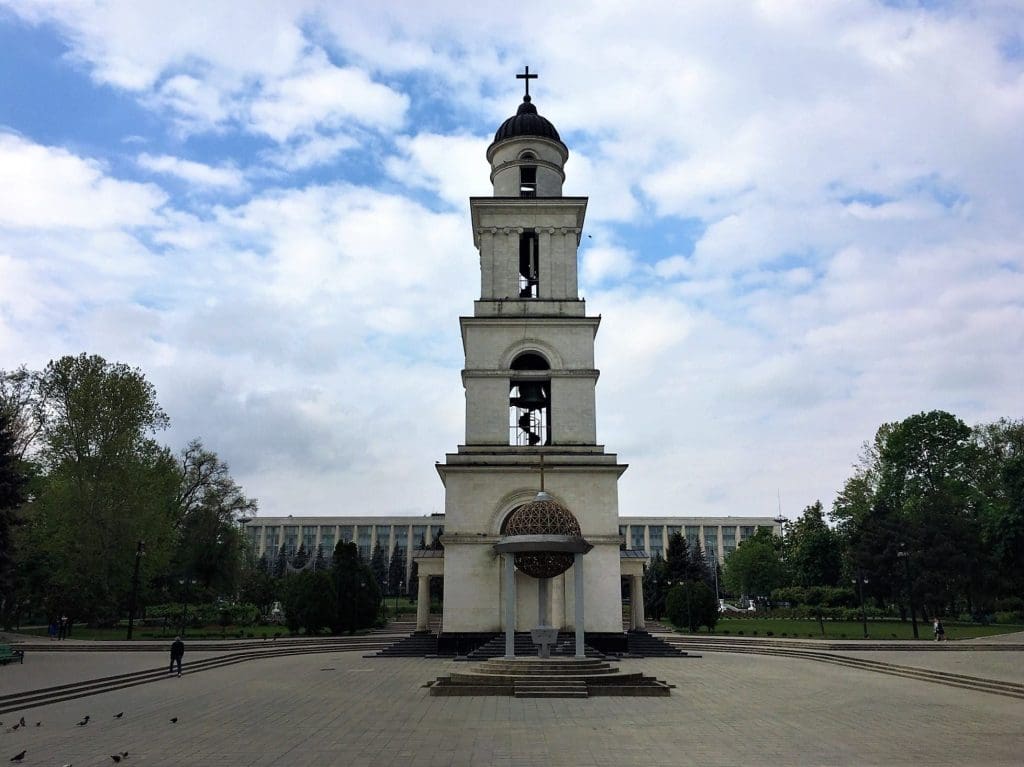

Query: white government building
left=245, top=72, right=779, bottom=653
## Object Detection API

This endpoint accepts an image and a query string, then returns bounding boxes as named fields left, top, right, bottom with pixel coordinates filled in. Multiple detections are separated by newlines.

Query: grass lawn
left=672, top=617, right=1024, bottom=640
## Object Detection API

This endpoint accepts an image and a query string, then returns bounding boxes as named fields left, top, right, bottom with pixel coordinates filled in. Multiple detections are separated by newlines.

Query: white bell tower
left=434, top=69, right=627, bottom=649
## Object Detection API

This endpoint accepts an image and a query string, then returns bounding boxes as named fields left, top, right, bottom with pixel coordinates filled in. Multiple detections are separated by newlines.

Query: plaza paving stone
left=1, top=648, right=1021, bottom=766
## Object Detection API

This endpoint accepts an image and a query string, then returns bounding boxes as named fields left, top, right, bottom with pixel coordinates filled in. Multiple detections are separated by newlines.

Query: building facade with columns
left=244, top=515, right=780, bottom=582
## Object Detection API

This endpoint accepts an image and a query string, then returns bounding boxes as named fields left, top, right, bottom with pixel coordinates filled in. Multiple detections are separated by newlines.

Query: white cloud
left=2, top=0, right=1023, bottom=521
left=385, top=133, right=491, bottom=208
left=266, top=134, right=359, bottom=171
left=581, top=244, right=636, bottom=286
left=0, top=133, right=165, bottom=229
left=137, top=153, right=245, bottom=191
left=247, top=51, right=409, bottom=141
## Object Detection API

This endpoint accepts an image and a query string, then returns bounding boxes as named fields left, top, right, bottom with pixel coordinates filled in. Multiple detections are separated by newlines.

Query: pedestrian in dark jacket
left=169, top=636, right=185, bottom=676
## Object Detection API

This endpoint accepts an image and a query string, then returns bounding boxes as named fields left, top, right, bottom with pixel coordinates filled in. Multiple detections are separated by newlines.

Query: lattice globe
left=504, top=492, right=582, bottom=579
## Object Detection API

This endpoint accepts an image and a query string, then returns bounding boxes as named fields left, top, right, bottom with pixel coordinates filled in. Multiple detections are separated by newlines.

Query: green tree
left=0, top=411, right=27, bottom=626
left=29, top=354, right=179, bottom=625
left=666, top=581, right=718, bottom=632
left=172, top=440, right=256, bottom=596
left=331, top=541, right=380, bottom=633
left=665, top=532, right=690, bottom=583
left=369, top=540, right=387, bottom=593
left=643, top=552, right=669, bottom=621
left=280, top=570, right=335, bottom=635
left=273, top=543, right=288, bottom=578
left=973, top=419, right=1024, bottom=601
left=387, top=546, right=406, bottom=595
left=239, top=556, right=277, bottom=617
left=292, top=543, right=309, bottom=570
left=784, top=501, right=842, bottom=587
left=722, top=528, right=784, bottom=598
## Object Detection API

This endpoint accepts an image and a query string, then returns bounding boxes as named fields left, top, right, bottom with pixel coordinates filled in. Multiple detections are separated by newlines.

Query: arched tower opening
left=509, top=352, right=550, bottom=446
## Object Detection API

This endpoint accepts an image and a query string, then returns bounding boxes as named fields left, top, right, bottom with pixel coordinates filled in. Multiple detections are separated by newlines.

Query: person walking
left=934, top=618, right=945, bottom=642
left=57, top=615, right=68, bottom=640
left=169, top=635, right=185, bottom=676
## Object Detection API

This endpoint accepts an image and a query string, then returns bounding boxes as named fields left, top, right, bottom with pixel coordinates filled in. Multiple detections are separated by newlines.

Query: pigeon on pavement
left=169, top=717, right=178, bottom=724
left=76, top=716, right=90, bottom=726
left=9, top=752, right=25, bottom=763
left=113, top=712, right=124, bottom=719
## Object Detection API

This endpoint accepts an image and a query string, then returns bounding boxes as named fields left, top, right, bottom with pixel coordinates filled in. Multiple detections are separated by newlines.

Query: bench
left=0, top=645, right=25, bottom=665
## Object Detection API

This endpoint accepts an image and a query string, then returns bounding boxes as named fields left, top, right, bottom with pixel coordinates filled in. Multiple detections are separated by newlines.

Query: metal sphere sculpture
left=504, top=493, right=582, bottom=579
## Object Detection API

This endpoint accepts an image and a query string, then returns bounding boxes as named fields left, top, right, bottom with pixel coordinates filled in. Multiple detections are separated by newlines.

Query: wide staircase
left=428, top=656, right=673, bottom=698
left=626, top=629, right=697, bottom=658
left=459, top=632, right=606, bottom=661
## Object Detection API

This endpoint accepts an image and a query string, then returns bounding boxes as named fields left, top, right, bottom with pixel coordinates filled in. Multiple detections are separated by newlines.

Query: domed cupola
left=492, top=95, right=564, bottom=147
left=487, top=67, right=569, bottom=198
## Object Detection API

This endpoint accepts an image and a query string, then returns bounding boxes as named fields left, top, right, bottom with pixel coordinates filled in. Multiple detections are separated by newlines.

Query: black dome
left=493, top=96, right=563, bottom=144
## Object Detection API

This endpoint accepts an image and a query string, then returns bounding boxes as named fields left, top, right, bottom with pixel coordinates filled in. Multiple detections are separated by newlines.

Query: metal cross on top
left=516, top=65, right=538, bottom=99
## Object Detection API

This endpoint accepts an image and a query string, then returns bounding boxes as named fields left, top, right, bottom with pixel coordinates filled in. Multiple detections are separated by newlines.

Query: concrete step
left=514, top=679, right=588, bottom=699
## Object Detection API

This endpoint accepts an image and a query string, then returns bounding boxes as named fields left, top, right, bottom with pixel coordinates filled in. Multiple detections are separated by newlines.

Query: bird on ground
left=17, top=719, right=24, bottom=728
left=113, top=712, right=123, bottom=719
left=76, top=716, right=90, bottom=726
left=109, top=756, right=121, bottom=763
left=169, top=717, right=177, bottom=724
left=10, top=724, right=19, bottom=731
left=34, top=723, right=40, bottom=728
left=9, top=752, right=25, bottom=763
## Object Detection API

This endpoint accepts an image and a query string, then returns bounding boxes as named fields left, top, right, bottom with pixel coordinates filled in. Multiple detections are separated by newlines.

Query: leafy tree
left=666, top=581, right=718, bottom=632
left=331, top=541, right=380, bottom=633
left=687, top=541, right=713, bottom=587
left=387, top=546, right=406, bottom=595
left=313, top=544, right=326, bottom=571
left=29, top=354, right=179, bottom=625
left=722, top=528, right=784, bottom=598
left=665, top=532, right=690, bottom=584
left=239, top=556, right=277, bottom=616
left=0, top=411, right=27, bottom=626
left=973, top=419, right=1024, bottom=600
left=172, top=440, right=256, bottom=594
left=273, top=543, right=288, bottom=578
left=784, top=501, right=842, bottom=587
left=0, top=366, right=42, bottom=460
left=280, top=569, right=335, bottom=635
left=369, top=540, right=387, bottom=593
left=643, top=552, right=669, bottom=621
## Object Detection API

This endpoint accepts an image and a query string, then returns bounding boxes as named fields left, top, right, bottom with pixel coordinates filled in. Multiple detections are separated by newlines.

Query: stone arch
left=499, top=338, right=564, bottom=370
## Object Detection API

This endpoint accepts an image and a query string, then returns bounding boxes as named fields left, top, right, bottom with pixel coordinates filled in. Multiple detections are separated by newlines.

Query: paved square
left=4, top=649, right=1022, bottom=766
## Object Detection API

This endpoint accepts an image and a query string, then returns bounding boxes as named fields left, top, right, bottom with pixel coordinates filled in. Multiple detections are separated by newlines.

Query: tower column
left=504, top=554, right=517, bottom=659
left=415, top=574, right=431, bottom=632
left=574, top=553, right=585, bottom=659
left=630, top=574, right=646, bottom=630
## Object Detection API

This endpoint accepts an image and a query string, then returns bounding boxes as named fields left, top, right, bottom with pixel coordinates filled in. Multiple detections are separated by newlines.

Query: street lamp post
left=126, top=540, right=145, bottom=641
left=896, top=544, right=919, bottom=639
left=852, top=570, right=869, bottom=639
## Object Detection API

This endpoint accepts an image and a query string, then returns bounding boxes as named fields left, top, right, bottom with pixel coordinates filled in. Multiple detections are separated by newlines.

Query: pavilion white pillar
left=573, top=553, right=585, bottom=659
left=504, top=554, right=516, bottom=659
left=415, top=574, right=430, bottom=632
left=630, top=574, right=646, bottom=630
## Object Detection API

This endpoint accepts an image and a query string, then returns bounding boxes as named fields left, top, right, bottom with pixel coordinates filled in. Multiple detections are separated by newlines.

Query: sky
left=0, top=1, right=1022, bottom=522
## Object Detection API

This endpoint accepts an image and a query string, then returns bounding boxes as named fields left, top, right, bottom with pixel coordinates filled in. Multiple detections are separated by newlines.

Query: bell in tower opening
left=509, top=352, right=551, bottom=446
